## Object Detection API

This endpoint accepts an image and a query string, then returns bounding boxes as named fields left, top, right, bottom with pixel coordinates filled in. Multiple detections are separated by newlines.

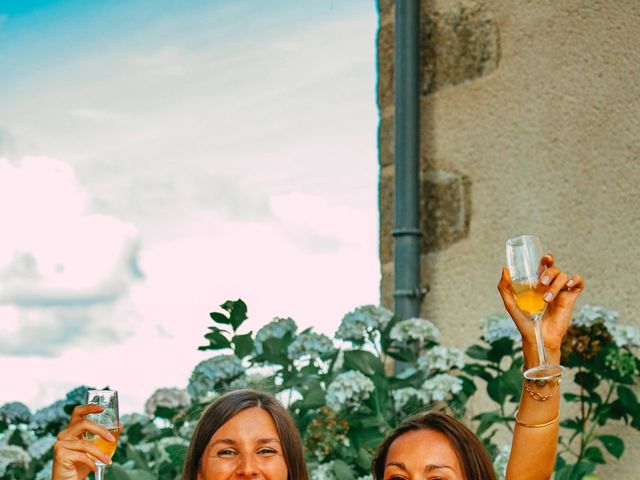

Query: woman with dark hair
left=372, top=256, right=584, bottom=480
left=182, top=389, right=308, bottom=480
left=52, top=389, right=308, bottom=480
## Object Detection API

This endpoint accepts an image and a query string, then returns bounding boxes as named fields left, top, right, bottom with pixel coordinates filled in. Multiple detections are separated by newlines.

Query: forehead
left=211, top=407, right=281, bottom=441
left=386, top=429, right=463, bottom=473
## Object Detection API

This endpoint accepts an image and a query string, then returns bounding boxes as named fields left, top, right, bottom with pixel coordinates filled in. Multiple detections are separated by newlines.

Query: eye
left=216, top=448, right=237, bottom=457
left=257, top=447, right=278, bottom=456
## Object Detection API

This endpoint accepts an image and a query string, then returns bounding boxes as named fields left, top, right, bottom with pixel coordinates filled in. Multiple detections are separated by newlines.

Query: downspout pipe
left=392, top=0, right=425, bottom=323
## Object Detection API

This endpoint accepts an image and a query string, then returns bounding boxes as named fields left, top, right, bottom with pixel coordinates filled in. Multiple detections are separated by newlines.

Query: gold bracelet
left=514, top=411, right=559, bottom=428
left=524, top=376, right=561, bottom=401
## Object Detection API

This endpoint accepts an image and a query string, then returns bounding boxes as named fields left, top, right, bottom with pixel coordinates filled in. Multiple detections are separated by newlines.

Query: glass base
left=523, top=364, right=564, bottom=382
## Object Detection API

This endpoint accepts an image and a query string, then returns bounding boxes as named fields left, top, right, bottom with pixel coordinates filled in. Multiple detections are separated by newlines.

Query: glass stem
left=531, top=314, right=548, bottom=366
left=95, top=465, right=106, bottom=480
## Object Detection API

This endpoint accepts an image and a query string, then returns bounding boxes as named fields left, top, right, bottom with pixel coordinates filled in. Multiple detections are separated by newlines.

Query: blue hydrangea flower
left=481, top=313, right=521, bottom=344
left=0, top=445, right=31, bottom=477
left=389, top=318, right=440, bottom=345
left=27, top=435, right=56, bottom=459
left=187, top=355, right=245, bottom=399
left=0, top=402, right=33, bottom=424
left=287, top=331, right=334, bottom=361
left=336, top=305, right=393, bottom=344
left=417, top=346, right=465, bottom=373
left=254, top=317, right=298, bottom=355
left=326, top=370, right=376, bottom=412
left=144, top=388, right=191, bottom=417
left=420, top=373, right=463, bottom=402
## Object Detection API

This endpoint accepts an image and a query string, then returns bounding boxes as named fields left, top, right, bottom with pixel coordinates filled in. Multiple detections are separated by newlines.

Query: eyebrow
left=210, top=438, right=282, bottom=448
left=385, top=462, right=455, bottom=472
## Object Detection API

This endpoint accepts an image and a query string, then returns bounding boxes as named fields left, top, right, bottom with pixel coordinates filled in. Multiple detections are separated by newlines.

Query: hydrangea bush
left=3, top=301, right=637, bottom=480
left=466, top=305, right=640, bottom=480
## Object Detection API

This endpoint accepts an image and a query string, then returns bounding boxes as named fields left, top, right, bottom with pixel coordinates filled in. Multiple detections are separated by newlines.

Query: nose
left=236, top=454, right=260, bottom=477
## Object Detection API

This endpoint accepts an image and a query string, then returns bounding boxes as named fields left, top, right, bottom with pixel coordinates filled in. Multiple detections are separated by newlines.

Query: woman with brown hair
left=182, top=389, right=308, bottom=480
left=372, top=256, right=583, bottom=480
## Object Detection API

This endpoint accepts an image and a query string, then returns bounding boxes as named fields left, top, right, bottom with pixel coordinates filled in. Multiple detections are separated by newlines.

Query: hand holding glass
left=506, top=235, right=564, bottom=381
left=85, top=389, right=120, bottom=479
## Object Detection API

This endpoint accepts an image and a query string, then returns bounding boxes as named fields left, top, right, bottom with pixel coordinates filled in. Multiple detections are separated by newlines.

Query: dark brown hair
left=182, top=389, right=309, bottom=480
left=372, top=411, right=497, bottom=480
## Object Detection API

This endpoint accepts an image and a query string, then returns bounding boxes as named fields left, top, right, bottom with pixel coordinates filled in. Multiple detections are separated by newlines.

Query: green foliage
left=2, top=303, right=636, bottom=480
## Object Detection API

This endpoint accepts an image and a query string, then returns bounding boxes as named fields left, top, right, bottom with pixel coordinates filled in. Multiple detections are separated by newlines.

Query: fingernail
left=541, top=275, right=550, bottom=285
left=567, top=279, right=575, bottom=287
left=106, top=433, right=116, bottom=442
left=544, top=292, right=553, bottom=302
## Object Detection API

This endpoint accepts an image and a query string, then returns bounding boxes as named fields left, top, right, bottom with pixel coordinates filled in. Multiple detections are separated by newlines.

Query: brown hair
left=372, top=411, right=497, bottom=480
left=181, top=389, right=309, bottom=480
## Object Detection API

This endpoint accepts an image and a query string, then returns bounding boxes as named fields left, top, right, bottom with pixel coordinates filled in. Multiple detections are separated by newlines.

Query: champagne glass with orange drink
left=506, top=235, right=564, bottom=381
left=85, top=389, right=119, bottom=479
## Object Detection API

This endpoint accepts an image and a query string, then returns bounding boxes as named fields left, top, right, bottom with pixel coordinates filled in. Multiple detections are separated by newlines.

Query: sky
left=0, top=0, right=380, bottom=414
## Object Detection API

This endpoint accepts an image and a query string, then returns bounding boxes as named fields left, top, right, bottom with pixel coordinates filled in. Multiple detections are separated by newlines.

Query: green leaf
left=563, top=392, right=582, bottom=402
left=598, top=435, right=624, bottom=458
left=473, top=411, right=503, bottom=437
left=209, top=311, right=230, bottom=325
left=617, top=385, right=638, bottom=410
left=222, top=299, right=248, bottom=331
left=487, top=337, right=515, bottom=363
left=560, top=417, right=582, bottom=431
left=198, top=330, right=231, bottom=351
left=343, top=350, right=385, bottom=376
left=154, top=405, right=178, bottom=420
left=574, top=371, right=600, bottom=392
left=165, top=443, right=188, bottom=468
left=466, top=344, right=489, bottom=360
left=332, top=459, right=356, bottom=480
left=232, top=332, right=254, bottom=358
left=584, top=446, right=606, bottom=464
left=126, top=445, right=152, bottom=471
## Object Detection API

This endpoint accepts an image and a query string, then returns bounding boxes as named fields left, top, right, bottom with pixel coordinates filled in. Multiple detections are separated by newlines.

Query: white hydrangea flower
left=27, top=434, right=56, bottom=459
left=326, top=371, right=376, bottom=412
left=158, top=436, right=190, bottom=449
left=389, top=318, right=440, bottom=344
left=144, top=387, right=191, bottom=417
left=0, top=445, right=31, bottom=476
left=421, top=373, right=463, bottom=403
left=35, top=459, right=53, bottom=480
left=391, top=387, right=428, bottom=411
left=481, top=313, right=521, bottom=344
left=187, top=355, right=245, bottom=399
left=493, top=444, right=511, bottom=480
left=336, top=305, right=394, bottom=343
left=0, top=402, right=33, bottom=424
left=254, top=317, right=298, bottom=354
left=574, top=305, right=619, bottom=328
left=417, top=346, right=465, bottom=373
left=608, top=324, right=640, bottom=349
left=310, top=461, right=337, bottom=480
left=287, top=331, right=334, bottom=361
left=356, top=476, right=373, bottom=480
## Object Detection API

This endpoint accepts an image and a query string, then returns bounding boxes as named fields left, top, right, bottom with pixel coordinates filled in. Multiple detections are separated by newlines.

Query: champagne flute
left=85, top=389, right=120, bottom=480
left=506, top=235, right=564, bottom=381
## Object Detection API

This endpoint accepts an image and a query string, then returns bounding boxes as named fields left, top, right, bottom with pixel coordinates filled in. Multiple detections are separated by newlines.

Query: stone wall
left=377, top=0, right=640, bottom=477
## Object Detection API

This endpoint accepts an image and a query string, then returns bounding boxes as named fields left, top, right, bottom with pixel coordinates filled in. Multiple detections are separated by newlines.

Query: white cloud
left=0, top=157, right=143, bottom=355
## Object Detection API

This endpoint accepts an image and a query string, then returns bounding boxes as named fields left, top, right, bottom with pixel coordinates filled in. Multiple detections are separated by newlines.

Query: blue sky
left=0, top=0, right=380, bottom=413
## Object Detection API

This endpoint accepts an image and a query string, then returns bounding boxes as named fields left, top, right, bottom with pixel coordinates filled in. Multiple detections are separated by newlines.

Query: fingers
left=542, top=270, right=568, bottom=303
left=566, top=274, right=585, bottom=292
left=497, top=268, right=529, bottom=328
left=54, top=438, right=111, bottom=469
left=540, top=253, right=554, bottom=269
left=58, top=419, right=116, bottom=443
left=69, top=404, right=104, bottom=426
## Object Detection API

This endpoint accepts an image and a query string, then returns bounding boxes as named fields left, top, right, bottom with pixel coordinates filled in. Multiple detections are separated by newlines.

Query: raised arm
left=498, top=255, right=584, bottom=480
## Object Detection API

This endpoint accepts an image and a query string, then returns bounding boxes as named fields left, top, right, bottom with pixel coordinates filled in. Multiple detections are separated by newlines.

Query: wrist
left=522, top=341, right=561, bottom=369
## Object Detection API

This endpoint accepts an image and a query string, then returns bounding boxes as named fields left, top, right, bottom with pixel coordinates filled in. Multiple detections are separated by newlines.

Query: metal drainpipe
left=392, top=0, right=425, bottom=327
